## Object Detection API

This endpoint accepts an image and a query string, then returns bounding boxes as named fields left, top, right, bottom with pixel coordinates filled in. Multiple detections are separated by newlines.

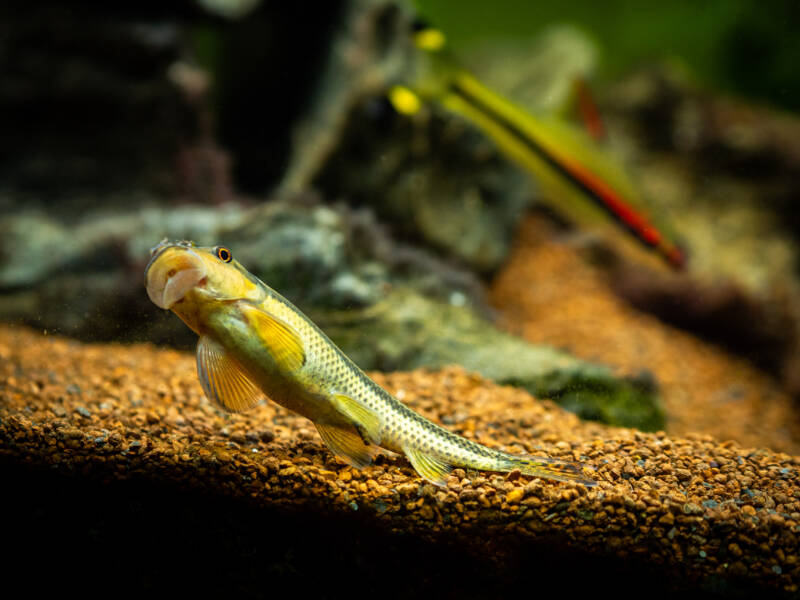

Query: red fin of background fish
left=574, top=78, right=606, bottom=142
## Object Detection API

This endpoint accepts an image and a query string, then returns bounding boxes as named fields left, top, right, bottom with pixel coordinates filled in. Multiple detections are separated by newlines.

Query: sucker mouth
left=145, top=245, right=207, bottom=309
left=144, top=243, right=171, bottom=281
left=156, top=267, right=207, bottom=309
left=143, top=240, right=198, bottom=283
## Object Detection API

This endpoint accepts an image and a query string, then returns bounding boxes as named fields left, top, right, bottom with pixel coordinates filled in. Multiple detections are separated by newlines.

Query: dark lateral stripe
left=448, top=81, right=662, bottom=249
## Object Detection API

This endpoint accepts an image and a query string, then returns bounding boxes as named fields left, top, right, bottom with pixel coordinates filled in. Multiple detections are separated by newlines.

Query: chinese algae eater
left=145, top=240, right=595, bottom=487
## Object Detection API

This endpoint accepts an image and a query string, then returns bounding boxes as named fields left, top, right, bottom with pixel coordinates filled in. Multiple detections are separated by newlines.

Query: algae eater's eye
left=215, top=246, right=232, bottom=263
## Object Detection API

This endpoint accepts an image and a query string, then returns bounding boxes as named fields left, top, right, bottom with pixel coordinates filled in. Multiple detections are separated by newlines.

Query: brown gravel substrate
left=1, top=325, right=799, bottom=597
left=490, top=215, right=800, bottom=455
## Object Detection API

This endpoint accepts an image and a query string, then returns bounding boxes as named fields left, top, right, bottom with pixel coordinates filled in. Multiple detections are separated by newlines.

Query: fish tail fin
left=504, top=454, right=597, bottom=487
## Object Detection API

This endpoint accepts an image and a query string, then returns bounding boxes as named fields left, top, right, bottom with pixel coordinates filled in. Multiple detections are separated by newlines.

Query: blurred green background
left=417, top=0, right=800, bottom=112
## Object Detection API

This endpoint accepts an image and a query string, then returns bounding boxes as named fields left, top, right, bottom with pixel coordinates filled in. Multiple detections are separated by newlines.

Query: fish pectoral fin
left=314, top=423, right=380, bottom=469
left=404, top=447, right=452, bottom=487
left=330, top=393, right=382, bottom=445
left=196, top=336, right=264, bottom=412
left=238, top=303, right=306, bottom=371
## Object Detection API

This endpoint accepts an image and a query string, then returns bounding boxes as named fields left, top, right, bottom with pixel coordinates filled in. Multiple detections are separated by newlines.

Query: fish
left=390, top=23, right=686, bottom=270
left=144, top=240, right=596, bottom=487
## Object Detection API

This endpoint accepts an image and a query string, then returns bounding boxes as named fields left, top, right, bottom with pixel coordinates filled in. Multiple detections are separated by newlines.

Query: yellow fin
left=388, top=85, right=422, bottom=116
left=330, top=394, right=382, bottom=445
left=404, top=447, right=452, bottom=487
left=239, top=303, right=305, bottom=371
left=314, top=423, right=380, bottom=469
left=413, top=27, right=446, bottom=52
left=196, top=336, right=264, bottom=412
left=512, top=455, right=597, bottom=487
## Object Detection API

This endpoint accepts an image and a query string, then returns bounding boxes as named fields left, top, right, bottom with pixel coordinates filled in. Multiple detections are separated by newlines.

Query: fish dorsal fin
left=238, top=303, right=306, bottom=371
left=314, top=423, right=380, bottom=469
left=196, top=336, right=264, bottom=412
left=330, top=393, right=382, bottom=445
left=404, top=447, right=452, bottom=487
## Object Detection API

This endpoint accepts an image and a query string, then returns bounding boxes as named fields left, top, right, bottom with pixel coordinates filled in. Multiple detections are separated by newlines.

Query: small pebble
left=506, top=488, right=524, bottom=504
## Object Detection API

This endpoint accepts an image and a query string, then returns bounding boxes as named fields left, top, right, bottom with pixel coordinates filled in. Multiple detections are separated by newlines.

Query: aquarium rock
left=0, top=199, right=655, bottom=426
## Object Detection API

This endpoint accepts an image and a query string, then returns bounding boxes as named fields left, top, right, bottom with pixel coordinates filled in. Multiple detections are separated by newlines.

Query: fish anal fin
left=196, top=336, right=264, bottom=412
left=238, top=303, right=305, bottom=371
left=314, top=423, right=380, bottom=469
left=331, top=393, right=382, bottom=445
left=514, top=454, right=597, bottom=487
left=404, top=447, right=452, bottom=487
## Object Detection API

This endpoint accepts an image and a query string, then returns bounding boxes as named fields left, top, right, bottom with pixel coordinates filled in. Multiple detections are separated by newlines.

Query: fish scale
left=145, top=241, right=595, bottom=487
left=264, top=291, right=501, bottom=466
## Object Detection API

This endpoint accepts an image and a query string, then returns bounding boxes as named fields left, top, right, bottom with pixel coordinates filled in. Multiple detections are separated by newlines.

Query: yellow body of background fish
left=390, top=25, right=686, bottom=271
left=144, top=240, right=595, bottom=487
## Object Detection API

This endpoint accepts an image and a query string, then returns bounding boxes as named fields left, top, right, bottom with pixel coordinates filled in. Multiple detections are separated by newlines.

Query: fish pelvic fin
left=314, top=423, right=381, bottom=469
left=330, top=393, right=382, bottom=445
left=506, top=454, right=596, bottom=487
left=404, top=447, right=452, bottom=487
left=196, top=336, right=264, bottom=412
left=238, top=303, right=306, bottom=371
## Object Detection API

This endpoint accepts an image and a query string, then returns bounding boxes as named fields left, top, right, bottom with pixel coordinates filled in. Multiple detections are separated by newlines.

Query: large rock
left=0, top=199, right=662, bottom=429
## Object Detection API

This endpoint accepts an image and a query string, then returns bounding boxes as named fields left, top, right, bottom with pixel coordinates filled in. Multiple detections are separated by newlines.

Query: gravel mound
left=1, top=325, right=798, bottom=597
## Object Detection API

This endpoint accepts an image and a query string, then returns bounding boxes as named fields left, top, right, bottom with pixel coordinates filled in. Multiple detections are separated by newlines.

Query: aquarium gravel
left=491, top=214, right=800, bottom=455
left=0, top=325, right=798, bottom=595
